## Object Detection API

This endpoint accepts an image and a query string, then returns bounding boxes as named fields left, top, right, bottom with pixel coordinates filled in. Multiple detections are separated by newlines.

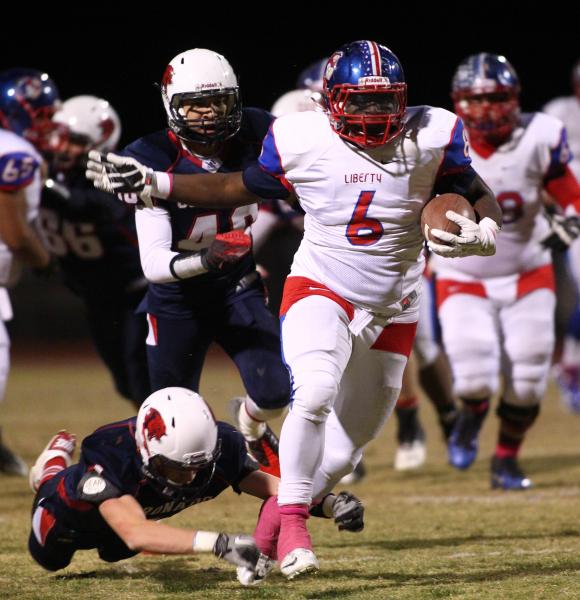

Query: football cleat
left=394, top=440, right=427, bottom=471
left=280, top=548, right=319, bottom=580
left=394, top=405, right=426, bottom=471
left=230, top=397, right=280, bottom=477
left=0, top=428, right=27, bottom=477
left=447, top=408, right=487, bottom=470
left=338, top=460, right=366, bottom=485
left=491, top=456, right=532, bottom=490
left=29, top=430, right=76, bottom=492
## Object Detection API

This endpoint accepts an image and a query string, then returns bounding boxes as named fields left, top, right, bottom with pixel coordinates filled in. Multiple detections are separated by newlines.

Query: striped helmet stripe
left=368, top=41, right=382, bottom=76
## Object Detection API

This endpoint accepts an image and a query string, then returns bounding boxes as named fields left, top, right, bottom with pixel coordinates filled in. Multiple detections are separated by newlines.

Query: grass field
left=1, top=344, right=580, bottom=599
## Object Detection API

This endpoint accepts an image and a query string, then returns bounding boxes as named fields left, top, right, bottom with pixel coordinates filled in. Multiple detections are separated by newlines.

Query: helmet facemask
left=144, top=439, right=222, bottom=499
left=327, top=82, right=407, bottom=147
left=453, top=87, right=520, bottom=147
left=166, top=88, right=242, bottom=145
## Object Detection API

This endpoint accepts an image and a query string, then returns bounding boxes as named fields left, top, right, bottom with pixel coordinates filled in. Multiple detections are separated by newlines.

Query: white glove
left=85, top=151, right=157, bottom=209
left=428, top=211, right=500, bottom=258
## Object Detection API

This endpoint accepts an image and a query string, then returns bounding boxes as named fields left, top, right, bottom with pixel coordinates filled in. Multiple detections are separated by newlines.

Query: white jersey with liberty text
left=255, top=107, right=471, bottom=314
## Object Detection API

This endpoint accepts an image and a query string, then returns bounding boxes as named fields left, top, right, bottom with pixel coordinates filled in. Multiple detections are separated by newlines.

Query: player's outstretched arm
left=86, top=151, right=260, bottom=209
left=238, top=469, right=280, bottom=500
left=99, top=494, right=265, bottom=573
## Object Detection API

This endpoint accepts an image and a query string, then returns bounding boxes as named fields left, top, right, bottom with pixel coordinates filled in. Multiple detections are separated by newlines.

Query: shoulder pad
left=76, top=471, right=121, bottom=504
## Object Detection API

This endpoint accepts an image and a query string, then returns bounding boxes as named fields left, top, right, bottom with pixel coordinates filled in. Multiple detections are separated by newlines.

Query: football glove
left=85, top=151, right=156, bottom=208
left=202, top=230, right=252, bottom=270
left=309, top=491, right=365, bottom=533
left=236, top=554, right=275, bottom=586
left=541, top=213, right=580, bottom=252
left=428, top=212, right=500, bottom=258
left=212, top=533, right=263, bottom=571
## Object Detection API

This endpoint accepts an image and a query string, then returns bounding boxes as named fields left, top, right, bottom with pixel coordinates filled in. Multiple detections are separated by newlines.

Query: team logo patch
left=325, top=51, right=343, bottom=81
left=161, top=65, right=174, bottom=92
left=19, top=76, right=43, bottom=100
left=83, top=475, right=107, bottom=495
left=99, top=117, right=114, bottom=143
left=143, top=407, right=167, bottom=442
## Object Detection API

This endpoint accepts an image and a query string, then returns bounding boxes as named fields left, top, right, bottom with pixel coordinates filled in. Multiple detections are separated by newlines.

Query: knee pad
left=291, top=371, right=339, bottom=423
left=451, top=353, right=499, bottom=399
left=505, top=349, right=553, bottom=406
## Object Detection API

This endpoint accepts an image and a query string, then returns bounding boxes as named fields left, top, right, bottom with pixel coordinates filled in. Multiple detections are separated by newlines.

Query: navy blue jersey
left=124, top=108, right=274, bottom=319
left=40, top=167, right=145, bottom=301
left=36, top=418, right=254, bottom=547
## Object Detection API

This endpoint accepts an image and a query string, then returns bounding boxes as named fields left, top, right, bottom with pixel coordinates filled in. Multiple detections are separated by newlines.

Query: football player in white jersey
left=544, top=59, right=580, bottom=411
left=0, top=68, right=56, bottom=475
left=431, top=53, right=580, bottom=490
left=87, top=40, right=502, bottom=579
left=269, top=58, right=456, bottom=477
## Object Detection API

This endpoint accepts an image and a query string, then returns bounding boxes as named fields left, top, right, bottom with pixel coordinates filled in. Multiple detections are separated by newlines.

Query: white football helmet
left=52, top=95, right=121, bottom=152
left=136, top=387, right=220, bottom=497
left=160, top=48, right=242, bottom=145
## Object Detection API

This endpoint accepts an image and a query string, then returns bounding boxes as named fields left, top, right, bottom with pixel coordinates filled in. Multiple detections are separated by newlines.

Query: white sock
left=237, top=396, right=285, bottom=441
left=277, top=410, right=325, bottom=505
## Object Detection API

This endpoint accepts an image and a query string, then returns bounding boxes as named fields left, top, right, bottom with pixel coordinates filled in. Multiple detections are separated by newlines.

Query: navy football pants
left=146, top=288, right=290, bottom=410
left=86, top=291, right=150, bottom=407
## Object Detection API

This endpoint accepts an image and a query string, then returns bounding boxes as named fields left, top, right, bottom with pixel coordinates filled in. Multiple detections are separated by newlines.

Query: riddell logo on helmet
left=143, top=408, right=167, bottom=442
left=199, top=82, right=220, bottom=90
left=359, top=76, right=391, bottom=87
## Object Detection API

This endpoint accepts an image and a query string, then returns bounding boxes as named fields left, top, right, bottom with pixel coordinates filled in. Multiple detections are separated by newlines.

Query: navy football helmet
left=451, top=53, right=520, bottom=146
left=0, top=68, right=61, bottom=151
left=323, top=40, right=407, bottom=148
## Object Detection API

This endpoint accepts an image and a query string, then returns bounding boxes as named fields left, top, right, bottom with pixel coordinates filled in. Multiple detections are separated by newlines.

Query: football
left=420, top=193, right=476, bottom=244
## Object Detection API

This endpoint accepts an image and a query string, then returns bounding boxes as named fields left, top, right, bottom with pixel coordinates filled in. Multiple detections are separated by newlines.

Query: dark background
left=1, top=6, right=577, bottom=339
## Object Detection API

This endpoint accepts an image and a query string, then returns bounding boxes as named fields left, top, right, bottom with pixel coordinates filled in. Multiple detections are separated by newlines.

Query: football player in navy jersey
left=28, top=387, right=363, bottom=585
left=118, top=49, right=290, bottom=475
left=0, top=68, right=56, bottom=476
left=41, top=95, right=150, bottom=407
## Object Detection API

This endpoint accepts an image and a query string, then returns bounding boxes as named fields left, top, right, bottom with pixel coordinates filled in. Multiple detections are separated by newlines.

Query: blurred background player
left=0, top=68, right=56, bottom=475
left=543, top=59, right=580, bottom=412
left=122, top=49, right=290, bottom=475
left=40, top=95, right=150, bottom=408
left=28, top=386, right=364, bottom=583
left=431, top=53, right=580, bottom=490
